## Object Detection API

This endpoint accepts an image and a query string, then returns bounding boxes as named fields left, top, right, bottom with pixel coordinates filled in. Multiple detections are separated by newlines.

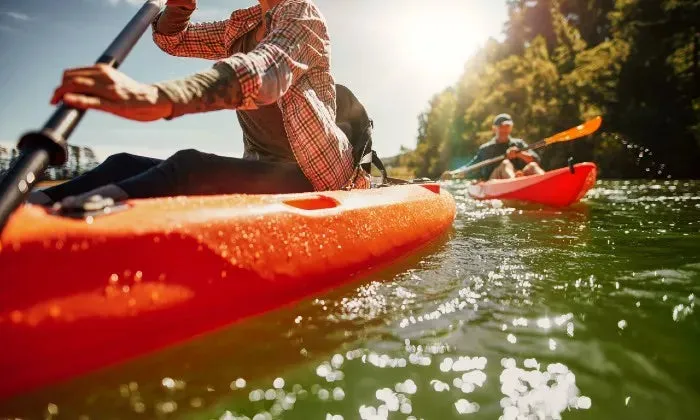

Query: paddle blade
left=544, top=116, right=602, bottom=145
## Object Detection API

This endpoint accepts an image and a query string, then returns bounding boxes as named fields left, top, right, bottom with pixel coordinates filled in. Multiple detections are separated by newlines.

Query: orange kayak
left=467, top=162, right=598, bottom=207
left=0, top=184, right=455, bottom=398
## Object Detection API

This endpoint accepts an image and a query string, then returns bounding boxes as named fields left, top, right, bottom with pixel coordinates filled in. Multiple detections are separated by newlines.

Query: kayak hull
left=467, top=162, right=598, bottom=207
left=0, top=184, right=455, bottom=398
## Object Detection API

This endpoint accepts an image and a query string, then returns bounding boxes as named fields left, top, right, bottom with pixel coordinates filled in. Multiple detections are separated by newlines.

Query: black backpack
left=335, top=84, right=387, bottom=183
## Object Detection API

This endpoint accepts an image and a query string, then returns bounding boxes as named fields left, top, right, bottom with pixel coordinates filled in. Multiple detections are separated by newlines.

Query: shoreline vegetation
left=391, top=0, right=699, bottom=180
left=1, top=145, right=99, bottom=183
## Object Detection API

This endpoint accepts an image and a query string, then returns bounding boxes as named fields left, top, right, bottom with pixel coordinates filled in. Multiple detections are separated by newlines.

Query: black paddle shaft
left=0, top=0, right=164, bottom=232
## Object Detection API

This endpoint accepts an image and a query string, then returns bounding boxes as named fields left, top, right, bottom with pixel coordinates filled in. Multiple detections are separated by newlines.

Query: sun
left=386, top=1, right=491, bottom=84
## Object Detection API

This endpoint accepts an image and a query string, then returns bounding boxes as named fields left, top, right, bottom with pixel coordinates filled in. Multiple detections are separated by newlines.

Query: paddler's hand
left=51, top=64, right=173, bottom=122
left=166, top=0, right=196, bottom=10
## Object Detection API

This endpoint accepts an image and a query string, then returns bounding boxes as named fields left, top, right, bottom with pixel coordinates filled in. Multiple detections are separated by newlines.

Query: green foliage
left=404, top=0, right=700, bottom=179
left=0, top=144, right=100, bottom=180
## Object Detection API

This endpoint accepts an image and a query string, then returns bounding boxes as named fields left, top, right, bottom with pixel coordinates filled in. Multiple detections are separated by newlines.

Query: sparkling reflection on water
left=1, top=180, right=699, bottom=419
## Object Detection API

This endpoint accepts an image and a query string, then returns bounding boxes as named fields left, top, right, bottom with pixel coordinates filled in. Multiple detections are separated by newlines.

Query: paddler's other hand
left=166, top=0, right=196, bottom=11
left=50, top=64, right=173, bottom=122
left=506, top=146, right=520, bottom=161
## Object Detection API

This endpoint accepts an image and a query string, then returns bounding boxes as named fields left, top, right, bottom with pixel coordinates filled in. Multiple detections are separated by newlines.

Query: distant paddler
left=444, top=113, right=545, bottom=180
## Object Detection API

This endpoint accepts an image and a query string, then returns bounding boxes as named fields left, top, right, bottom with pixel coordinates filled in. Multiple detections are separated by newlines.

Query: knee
left=523, top=162, right=544, bottom=174
left=103, top=152, right=137, bottom=166
left=500, top=159, right=514, bottom=168
left=160, top=149, right=206, bottom=175
left=167, top=149, right=201, bottom=162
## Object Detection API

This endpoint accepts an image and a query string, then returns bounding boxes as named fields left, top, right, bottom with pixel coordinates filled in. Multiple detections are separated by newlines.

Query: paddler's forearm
left=154, top=63, right=243, bottom=119
left=518, top=152, right=537, bottom=164
left=155, top=6, right=193, bottom=35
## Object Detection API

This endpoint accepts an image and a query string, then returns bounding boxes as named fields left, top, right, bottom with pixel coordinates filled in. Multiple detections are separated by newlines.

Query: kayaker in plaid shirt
left=29, top=0, right=368, bottom=208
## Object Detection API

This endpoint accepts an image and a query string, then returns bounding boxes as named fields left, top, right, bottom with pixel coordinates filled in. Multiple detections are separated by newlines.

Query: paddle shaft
left=449, top=139, right=546, bottom=176
left=0, top=0, right=164, bottom=233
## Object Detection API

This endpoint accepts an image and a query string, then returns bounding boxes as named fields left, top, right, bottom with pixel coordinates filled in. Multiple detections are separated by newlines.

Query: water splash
left=617, top=136, right=672, bottom=178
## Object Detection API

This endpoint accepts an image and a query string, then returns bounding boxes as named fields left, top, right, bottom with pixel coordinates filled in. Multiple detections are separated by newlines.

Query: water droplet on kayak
left=132, top=402, right=146, bottom=413
left=156, top=400, right=177, bottom=414
left=119, top=384, right=130, bottom=397
left=273, top=377, right=285, bottom=389
left=47, top=403, right=58, bottom=415
left=109, top=273, right=119, bottom=284
left=230, top=378, right=246, bottom=390
left=134, top=271, right=143, bottom=282
left=10, top=310, right=23, bottom=323
left=162, top=377, right=176, bottom=389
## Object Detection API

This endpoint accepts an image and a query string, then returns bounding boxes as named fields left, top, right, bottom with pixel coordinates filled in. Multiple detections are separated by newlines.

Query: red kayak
left=467, top=162, right=598, bottom=207
left=0, top=184, right=455, bottom=398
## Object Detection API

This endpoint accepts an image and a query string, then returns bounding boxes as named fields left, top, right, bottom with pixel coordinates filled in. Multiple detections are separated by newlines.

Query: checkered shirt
left=152, top=0, right=369, bottom=191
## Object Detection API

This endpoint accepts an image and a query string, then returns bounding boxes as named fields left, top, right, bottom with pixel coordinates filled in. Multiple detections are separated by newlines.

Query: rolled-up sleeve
left=218, top=1, right=324, bottom=110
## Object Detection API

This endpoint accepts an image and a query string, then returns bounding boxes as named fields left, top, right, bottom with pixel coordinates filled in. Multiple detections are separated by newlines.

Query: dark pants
left=43, top=149, right=314, bottom=201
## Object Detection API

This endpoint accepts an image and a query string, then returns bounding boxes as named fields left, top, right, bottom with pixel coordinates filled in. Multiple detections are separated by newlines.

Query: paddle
left=0, top=0, right=165, bottom=232
left=446, top=116, right=603, bottom=178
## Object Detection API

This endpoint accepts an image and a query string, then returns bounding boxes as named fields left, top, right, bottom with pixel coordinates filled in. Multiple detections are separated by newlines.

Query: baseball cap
left=493, top=113, right=514, bottom=126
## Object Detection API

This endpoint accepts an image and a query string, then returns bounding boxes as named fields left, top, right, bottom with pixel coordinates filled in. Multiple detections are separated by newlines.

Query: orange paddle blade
left=544, top=116, right=602, bottom=145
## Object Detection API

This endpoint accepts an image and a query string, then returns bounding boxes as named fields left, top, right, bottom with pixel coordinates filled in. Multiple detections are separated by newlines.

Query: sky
left=0, top=0, right=508, bottom=161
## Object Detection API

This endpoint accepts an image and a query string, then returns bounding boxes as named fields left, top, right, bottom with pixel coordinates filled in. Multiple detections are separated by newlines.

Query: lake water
left=1, top=180, right=699, bottom=420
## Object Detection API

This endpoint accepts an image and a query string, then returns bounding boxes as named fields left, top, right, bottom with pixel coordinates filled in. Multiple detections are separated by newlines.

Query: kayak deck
left=0, top=184, right=455, bottom=398
left=467, top=162, right=598, bottom=207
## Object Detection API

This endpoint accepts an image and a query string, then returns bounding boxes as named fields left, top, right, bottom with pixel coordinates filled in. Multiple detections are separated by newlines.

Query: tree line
left=394, top=0, right=699, bottom=179
left=0, top=144, right=100, bottom=181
